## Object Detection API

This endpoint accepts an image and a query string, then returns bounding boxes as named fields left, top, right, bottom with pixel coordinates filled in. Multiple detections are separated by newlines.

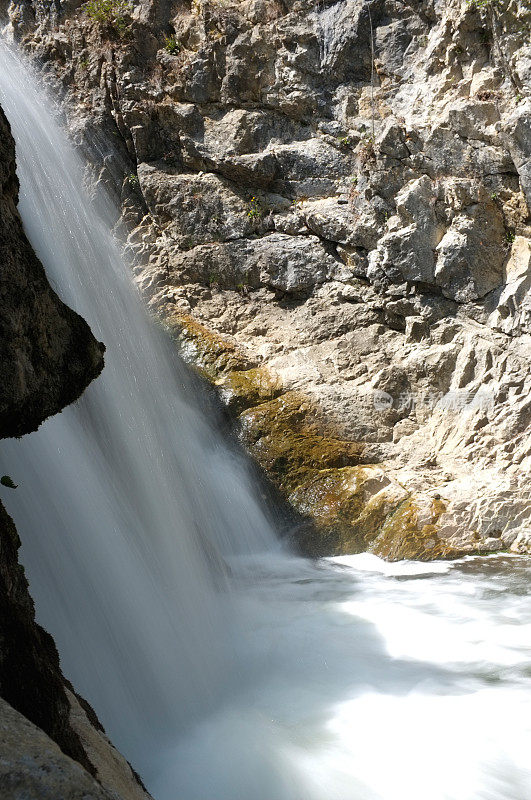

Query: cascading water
left=0, top=37, right=279, bottom=775
left=1, top=39, right=531, bottom=800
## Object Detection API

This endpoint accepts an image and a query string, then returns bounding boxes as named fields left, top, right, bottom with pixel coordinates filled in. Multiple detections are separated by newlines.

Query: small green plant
left=164, top=35, right=181, bottom=54
left=467, top=0, right=502, bottom=9
left=236, top=273, right=251, bottom=296
left=491, top=191, right=499, bottom=201
left=505, top=230, right=516, bottom=244
left=126, top=173, right=139, bottom=188
left=208, top=272, right=220, bottom=288
left=85, top=0, right=131, bottom=34
left=247, top=196, right=265, bottom=220
left=78, top=57, right=89, bottom=70
left=515, top=94, right=523, bottom=103
left=337, top=135, right=354, bottom=149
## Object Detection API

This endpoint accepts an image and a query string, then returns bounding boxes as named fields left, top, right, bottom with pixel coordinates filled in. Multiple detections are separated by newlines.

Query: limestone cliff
left=0, top=106, right=150, bottom=799
left=7, top=0, right=531, bottom=559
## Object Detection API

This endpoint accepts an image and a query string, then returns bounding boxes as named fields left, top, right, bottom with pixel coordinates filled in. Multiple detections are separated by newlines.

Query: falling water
left=1, top=39, right=531, bottom=800
left=0, top=37, right=278, bottom=770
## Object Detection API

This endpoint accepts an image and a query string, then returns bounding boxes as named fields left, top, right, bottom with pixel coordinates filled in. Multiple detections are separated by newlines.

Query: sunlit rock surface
left=7, top=0, right=531, bottom=558
left=0, top=697, right=148, bottom=800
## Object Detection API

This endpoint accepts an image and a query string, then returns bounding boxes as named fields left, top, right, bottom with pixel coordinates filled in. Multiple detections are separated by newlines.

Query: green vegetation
left=85, top=0, right=131, bottom=34
left=468, top=0, right=530, bottom=12
left=247, top=196, right=265, bottom=220
left=467, top=0, right=502, bottom=9
left=236, top=278, right=250, bottom=296
left=1, top=475, right=17, bottom=489
left=164, top=35, right=181, bottom=54
left=126, top=173, right=139, bottom=188
left=337, top=135, right=354, bottom=149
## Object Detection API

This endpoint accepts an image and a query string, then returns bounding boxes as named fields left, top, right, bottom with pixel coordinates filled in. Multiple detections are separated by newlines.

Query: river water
left=202, top=551, right=531, bottom=800
left=0, top=40, right=530, bottom=800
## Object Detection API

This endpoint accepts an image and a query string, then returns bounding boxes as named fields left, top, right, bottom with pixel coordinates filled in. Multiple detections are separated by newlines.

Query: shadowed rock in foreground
left=0, top=104, right=150, bottom=799
left=0, top=105, right=104, bottom=437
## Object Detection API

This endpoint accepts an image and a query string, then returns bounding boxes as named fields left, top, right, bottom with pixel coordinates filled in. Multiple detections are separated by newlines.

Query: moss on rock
left=217, top=367, right=283, bottom=414
left=163, top=309, right=471, bottom=562
left=371, top=495, right=464, bottom=561
left=289, top=466, right=409, bottom=556
left=239, top=392, right=365, bottom=494
left=166, top=312, right=252, bottom=379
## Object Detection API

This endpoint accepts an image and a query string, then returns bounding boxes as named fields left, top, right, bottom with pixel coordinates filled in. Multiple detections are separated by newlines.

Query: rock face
left=0, top=105, right=104, bottom=437
left=0, top=697, right=141, bottom=800
left=7, top=0, right=531, bottom=559
left=0, top=105, right=150, bottom=798
left=0, top=503, right=151, bottom=800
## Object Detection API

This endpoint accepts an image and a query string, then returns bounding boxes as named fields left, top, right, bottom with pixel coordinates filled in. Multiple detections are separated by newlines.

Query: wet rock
left=7, top=0, right=531, bottom=560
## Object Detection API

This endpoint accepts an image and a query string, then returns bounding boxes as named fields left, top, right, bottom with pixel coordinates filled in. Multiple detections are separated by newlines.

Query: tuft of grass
left=85, top=0, right=131, bottom=35
left=467, top=0, right=502, bottom=9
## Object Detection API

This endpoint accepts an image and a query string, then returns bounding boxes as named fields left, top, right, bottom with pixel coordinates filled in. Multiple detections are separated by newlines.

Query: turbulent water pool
left=159, top=552, right=531, bottom=800
left=1, top=37, right=530, bottom=800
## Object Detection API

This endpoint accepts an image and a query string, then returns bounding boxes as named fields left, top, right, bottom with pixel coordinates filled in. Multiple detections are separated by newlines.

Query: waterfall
left=1, top=38, right=531, bottom=800
left=0, top=39, right=278, bottom=778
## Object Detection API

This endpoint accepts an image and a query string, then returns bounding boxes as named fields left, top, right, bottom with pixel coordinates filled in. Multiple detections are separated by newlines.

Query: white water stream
left=1, top=41, right=530, bottom=800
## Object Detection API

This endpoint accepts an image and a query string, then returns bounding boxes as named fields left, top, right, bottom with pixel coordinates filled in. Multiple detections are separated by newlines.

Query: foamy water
left=147, top=553, right=531, bottom=799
